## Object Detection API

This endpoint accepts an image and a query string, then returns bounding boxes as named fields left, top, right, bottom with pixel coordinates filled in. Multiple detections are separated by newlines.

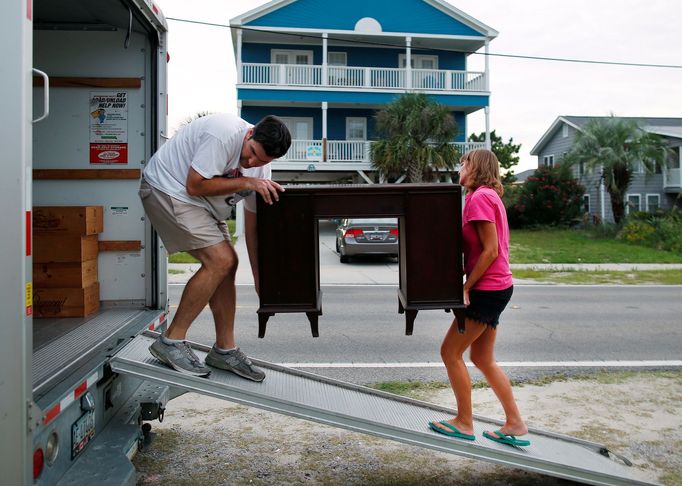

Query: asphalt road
left=171, top=283, right=682, bottom=384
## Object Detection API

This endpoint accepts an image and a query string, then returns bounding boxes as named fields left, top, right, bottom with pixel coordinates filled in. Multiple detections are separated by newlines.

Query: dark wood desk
left=256, top=184, right=464, bottom=338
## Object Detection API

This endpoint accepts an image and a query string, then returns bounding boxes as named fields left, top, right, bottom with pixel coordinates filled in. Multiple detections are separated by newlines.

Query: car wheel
left=335, top=239, right=340, bottom=253
left=340, top=254, right=350, bottom=264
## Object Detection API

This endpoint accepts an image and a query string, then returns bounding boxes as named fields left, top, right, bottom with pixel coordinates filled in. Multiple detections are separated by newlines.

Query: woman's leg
left=431, top=318, right=486, bottom=435
left=470, top=325, right=528, bottom=437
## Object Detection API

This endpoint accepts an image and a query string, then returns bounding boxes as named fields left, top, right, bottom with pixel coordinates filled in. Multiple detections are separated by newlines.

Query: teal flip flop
left=483, top=430, right=531, bottom=447
left=428, top=421, right=476, bottom=440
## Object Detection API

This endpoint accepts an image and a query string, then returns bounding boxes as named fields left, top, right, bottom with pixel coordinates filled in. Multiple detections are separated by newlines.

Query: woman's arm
left=463, top=220, right=499, bottom=305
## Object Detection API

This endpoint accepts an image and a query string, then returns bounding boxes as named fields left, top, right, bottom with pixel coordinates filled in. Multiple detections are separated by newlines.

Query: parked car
left=335, top=217, right=399, bottom=263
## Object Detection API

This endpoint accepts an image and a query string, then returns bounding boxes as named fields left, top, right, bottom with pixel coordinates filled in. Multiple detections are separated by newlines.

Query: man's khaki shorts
left=139, top=179, right=230, bottom=254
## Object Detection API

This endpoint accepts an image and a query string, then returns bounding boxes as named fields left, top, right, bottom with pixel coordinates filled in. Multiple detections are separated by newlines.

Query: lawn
left=168, top=220, right=237, bottom=264
left=510, top=228, right=682, bottom=264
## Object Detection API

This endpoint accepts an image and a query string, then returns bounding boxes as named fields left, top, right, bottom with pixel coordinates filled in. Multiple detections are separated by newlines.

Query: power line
left=166, top=17, right=682, bottom=70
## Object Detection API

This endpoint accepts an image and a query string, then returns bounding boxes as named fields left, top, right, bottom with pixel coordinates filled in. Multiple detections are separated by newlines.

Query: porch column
left=484, top=38, right=490, bottom=91
left=237, top=28, right=243, bottom=84
left=322, top=101, right=328, bottom=162
left=322, top=33, right=328, bottom=86
left=405, top=36, right=412, bottom=90
left=484, top=106, right=491, bottom=150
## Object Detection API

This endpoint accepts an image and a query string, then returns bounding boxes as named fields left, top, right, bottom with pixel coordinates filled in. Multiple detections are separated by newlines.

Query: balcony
left=241, top=63, right=487, bottom=92
left=276, top=140, right=486, bottom=168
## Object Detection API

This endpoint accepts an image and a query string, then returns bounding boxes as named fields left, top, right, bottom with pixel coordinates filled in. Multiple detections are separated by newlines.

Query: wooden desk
left=256, top=184, right=464, bottom=338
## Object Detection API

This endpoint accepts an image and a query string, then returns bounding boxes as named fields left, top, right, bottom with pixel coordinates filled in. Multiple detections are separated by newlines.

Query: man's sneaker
left=205, top=346, right=266, bottom=382
left=149, top=337, right=211, bottom=377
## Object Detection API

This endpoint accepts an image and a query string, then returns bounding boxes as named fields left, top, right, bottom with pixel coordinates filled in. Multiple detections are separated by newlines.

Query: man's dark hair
left=252, top=115, right=291, bottom=158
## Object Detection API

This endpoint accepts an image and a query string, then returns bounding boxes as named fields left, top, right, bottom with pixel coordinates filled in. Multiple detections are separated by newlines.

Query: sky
left=155, top=0, right=682, bottom=173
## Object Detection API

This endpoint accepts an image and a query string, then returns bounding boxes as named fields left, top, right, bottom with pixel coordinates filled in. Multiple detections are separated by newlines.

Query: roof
left=530, top=116, right=682, bottom=155
left=230, top=0, right=498, bottom=37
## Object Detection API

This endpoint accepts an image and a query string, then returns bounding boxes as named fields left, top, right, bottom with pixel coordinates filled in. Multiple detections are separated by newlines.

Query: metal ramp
left=111, top=335, right=652, bottom=486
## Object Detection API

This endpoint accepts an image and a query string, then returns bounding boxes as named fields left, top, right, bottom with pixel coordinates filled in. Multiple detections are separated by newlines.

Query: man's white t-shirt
left=143, top=113, right=270, bottom=220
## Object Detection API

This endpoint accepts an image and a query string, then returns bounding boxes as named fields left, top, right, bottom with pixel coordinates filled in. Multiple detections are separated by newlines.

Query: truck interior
left=31, top=0, right=165, bottom=402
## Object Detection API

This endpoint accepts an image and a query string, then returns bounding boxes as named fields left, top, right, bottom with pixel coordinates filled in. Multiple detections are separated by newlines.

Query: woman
left=429, top=149, right=530, bottom=447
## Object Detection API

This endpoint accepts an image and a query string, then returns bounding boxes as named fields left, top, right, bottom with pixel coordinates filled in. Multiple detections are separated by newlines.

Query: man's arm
left=244, top=208, right=260, bottom=295
left=186, top=167, right=283, bottom=205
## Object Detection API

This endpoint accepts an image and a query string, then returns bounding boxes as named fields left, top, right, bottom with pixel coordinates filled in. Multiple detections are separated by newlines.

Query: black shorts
left=465, top=286, right=513, bottom=329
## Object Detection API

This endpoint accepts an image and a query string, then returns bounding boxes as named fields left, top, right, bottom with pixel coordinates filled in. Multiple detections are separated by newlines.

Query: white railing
left=327, top=140, right=370, bottom=161
left=663, top=168, right=681, bottom=188
left=278, top=140, right=486, bottom=163
left=242, top=63, right=486, bottom=92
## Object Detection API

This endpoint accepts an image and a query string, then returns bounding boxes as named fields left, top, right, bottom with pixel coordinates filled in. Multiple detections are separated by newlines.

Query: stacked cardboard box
left=33, top=206, right=103, bottom=318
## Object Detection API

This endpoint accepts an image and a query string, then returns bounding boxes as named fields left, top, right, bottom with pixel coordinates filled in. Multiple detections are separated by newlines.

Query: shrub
left=617, top=208, right=682, bottom=253
left=505, top=166, right=585, bottom=228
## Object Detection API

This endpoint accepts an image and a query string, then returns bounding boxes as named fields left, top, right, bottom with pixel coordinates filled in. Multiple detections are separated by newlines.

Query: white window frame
left=399, top=54, right=439, bottom=69
left=543, top=154, right=555, bottom=168
left=279, top=117, right=314, bottom=140
left=625, top=193, right=641, bottom=214
left=578, top=160, right=586, bottom=177
left=582, top=194, right=590, bottom=214
left=346, top=117, right=367, bottom=141
left=562, top=124, right=569, bottom=138
left=646, top=193, right=660, bottom=213
left=270, top=49, right=314, bottom=65
left=327, top=51, right=347, bottom=66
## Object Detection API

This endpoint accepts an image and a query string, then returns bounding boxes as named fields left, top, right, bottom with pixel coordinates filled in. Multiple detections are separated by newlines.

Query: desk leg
left=258, top=313, right=273, bottom=338
left=398, top=299, right=404, bottom=314
left=453, top=308, right=466, bottom=334
left=404, top=309, right=418, bottom=335
left=306, top=312, right=319, bottom=337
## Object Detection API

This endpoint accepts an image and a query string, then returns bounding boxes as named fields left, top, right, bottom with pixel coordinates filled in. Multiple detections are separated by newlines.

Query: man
left=139, top=113, right=291, bottom=381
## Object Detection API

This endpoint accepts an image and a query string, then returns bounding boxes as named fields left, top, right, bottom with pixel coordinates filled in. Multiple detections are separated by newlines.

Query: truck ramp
left=111, top=335, right=651, bottom=486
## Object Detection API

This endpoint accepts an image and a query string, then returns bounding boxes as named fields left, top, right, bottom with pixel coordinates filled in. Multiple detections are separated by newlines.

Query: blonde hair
left=460, top=149, right=504, bottom=196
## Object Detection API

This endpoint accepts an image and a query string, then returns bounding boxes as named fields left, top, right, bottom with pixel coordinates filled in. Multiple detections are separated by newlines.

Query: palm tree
left=563, top=117, right=670, bottom=224
left=370, top=93, right=459, bottom=183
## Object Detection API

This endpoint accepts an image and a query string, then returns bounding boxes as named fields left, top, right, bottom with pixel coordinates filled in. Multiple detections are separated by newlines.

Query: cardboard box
left=34, top=234, right=99, bottom=263
left=33, top=206, right=103, bottom=235
left=33, top=282, right=100, bottom=318
left=33, top=259, right=98, bottom=288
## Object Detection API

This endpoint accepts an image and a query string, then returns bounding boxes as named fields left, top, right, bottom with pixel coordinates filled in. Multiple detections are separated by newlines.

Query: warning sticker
left=26, top=282, right=33, bottom=316
left=89, top=92, right=128, bottom=164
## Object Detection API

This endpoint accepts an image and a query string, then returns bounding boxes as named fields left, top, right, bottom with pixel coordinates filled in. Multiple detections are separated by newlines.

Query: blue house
left=230, top=0, right=497, bottom=183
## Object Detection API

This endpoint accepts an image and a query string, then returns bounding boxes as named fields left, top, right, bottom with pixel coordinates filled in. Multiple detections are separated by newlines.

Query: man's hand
left=246, top=178, right=285, bottom=205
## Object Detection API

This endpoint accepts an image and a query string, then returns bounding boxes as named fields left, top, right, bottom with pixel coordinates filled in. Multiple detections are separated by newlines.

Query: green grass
left=510, top=228, right=682, bottom=263
left=513, top=269, right=682, bottom=285
left=168, top=220, right=237, bottom=264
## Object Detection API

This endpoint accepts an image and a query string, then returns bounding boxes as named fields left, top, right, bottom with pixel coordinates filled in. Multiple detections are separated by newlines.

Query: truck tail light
left=390, top=228, right=399, bottom=236
left=33, top=448, right=44, bottom=480
left=344, top=228, right=363, bottom=238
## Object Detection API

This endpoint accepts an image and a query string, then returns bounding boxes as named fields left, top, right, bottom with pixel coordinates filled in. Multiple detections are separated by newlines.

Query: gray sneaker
left=205, top=346, right=265, bottom=382
left=149, top=337, right=211, bottom=377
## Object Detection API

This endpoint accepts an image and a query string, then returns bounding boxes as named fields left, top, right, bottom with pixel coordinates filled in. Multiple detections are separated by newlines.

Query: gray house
left=530, top=116, right=682, bottom=223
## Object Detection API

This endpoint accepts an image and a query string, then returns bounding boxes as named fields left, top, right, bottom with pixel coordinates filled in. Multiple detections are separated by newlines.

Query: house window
left=327, top=52, right=347, bottom=66
left=399, top=54, right=439, bottom=69
left=562, top=124, right=568, bottom=138
left=271, top=49, right=313, bottom=65
left=543, top=155, right=554, bottom=168
left=579, top=161, right=586, bottom=177
left=626, top=194, right=641, bottom=214
left=583, top=194, right=590, bottom=214
left=646, top=194, right=660, bottom=213
left=346, top=117, right=367, bottom=140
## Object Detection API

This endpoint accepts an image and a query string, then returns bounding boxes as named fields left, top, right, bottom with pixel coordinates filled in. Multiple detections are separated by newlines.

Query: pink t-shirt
left=462, top=186, right=513, bottom=290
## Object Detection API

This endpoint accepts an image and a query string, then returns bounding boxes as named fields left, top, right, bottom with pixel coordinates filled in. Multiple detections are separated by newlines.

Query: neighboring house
left=230, top=0, right=497, bottom=183
left=530, top=116, right=682, bottom=223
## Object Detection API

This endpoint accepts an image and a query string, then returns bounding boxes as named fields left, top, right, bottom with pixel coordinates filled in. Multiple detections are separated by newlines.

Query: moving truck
left=2, top=0, right=170, bottom=483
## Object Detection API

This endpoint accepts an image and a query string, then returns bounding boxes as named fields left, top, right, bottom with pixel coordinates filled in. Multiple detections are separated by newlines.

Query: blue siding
left=241, top=106, right=466, bottom=141
left=246, top=0, right=484, bottom=36
left=238, top=88, right=488, bottom=107
left=243, top=43, right=466, bottom=69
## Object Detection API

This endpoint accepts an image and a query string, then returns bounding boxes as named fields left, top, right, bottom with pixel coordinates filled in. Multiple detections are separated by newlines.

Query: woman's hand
left=463, top=287, right=470, bottom=307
